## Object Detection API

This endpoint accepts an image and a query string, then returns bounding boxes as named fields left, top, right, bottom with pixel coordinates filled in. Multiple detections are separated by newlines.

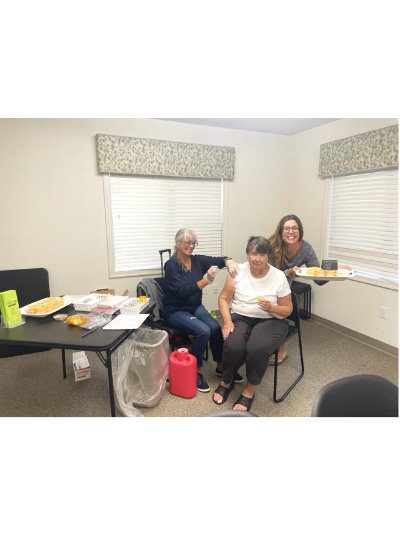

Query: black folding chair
left=271, top=291, right=305, bottom=402
left=291, top=280, right=312, bottom=319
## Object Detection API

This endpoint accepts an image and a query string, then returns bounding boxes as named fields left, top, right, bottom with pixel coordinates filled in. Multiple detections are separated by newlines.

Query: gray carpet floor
left=0, top=319, right=397, bottom=417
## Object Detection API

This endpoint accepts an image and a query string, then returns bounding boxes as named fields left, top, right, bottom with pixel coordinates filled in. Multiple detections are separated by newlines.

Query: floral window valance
left=96, top=134, right=235, bottom=180
left=319, top=124, right=398, bottom=178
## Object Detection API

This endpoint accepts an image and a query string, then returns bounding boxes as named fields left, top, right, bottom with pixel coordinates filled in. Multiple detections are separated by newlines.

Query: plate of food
left=296, top=267, right=355, bottom=281
left=20, top=296, right=69, bottom=317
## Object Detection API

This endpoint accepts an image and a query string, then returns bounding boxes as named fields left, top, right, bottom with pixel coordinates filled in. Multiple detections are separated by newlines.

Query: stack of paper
left=103, top=314, right=149, bottom=330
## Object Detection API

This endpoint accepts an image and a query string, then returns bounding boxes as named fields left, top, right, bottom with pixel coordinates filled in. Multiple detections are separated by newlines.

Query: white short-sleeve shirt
left=231, top=262, right=291, bottom=319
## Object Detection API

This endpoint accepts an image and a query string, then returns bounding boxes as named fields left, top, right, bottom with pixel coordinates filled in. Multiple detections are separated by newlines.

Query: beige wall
left=289, top=118, right=398, bottom=347
left=0, top=117, right=289, bottom=305
left=0, top=117, right=397, bottom=347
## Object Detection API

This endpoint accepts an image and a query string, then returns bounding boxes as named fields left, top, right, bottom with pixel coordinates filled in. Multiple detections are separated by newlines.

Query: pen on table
left=81, top=325, right=103, bottom=338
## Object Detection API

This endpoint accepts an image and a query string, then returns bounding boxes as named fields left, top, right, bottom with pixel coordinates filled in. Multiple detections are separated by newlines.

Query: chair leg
left=61, top=348, right=67, bottom=379
left=273, top=330, right=305, bottom=402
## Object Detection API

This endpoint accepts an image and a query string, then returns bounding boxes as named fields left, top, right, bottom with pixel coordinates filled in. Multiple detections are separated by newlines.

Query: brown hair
left=268, top=215, right=304, bottom=269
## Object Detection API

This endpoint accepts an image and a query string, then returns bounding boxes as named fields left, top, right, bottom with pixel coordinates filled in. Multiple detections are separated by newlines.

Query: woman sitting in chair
left=213, top=236, right=292, bottom=413
left=163, top=228, right=239, bottom=393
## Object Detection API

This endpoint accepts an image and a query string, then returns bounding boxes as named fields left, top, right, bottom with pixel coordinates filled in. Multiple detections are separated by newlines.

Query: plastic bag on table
left=113, top=327, right=169, bottom=416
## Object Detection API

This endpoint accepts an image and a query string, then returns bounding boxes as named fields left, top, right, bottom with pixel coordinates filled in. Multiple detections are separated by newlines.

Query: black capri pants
left=222, top=313, right=289, bottom=386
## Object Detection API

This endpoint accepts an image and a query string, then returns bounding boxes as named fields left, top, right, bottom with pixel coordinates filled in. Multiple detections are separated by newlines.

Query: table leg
left=106, top=349, right=116, bottom=417
left=61, top=348, right=67, bottom=379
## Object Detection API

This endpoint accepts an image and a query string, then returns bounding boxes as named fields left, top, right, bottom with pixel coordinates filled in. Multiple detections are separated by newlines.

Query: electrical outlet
left=379, top=306, right=388, bottom=320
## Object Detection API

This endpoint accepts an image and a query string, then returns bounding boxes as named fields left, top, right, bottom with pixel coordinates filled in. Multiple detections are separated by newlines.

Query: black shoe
left=196, top=373, right=210, bottom=393
left=215, top=367, right=244, bottom=384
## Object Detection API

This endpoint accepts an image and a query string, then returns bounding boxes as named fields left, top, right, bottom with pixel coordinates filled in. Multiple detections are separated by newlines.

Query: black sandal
left=213, top=382, right=235, bottom=405
left=233, top=393, right=255, bottom=412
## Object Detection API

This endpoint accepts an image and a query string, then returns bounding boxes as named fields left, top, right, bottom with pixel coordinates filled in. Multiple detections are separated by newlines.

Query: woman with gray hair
left=163, top=228, right=240, bottom=393
left=213, top=236, right=292, bottom=412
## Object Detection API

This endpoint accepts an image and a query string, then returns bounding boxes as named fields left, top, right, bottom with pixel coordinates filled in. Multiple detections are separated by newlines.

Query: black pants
left=222, top=313, right=289, bottom=386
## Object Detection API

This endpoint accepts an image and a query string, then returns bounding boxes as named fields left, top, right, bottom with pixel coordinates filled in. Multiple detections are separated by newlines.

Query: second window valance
left=319, top=124, right=398, bottom=178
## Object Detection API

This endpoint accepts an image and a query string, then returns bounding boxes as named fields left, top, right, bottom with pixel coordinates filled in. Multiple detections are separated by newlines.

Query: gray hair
left=174, top=228, right=197, bottom=243
left=246, top=235, right=271, bottom=255
left=173, top=228, right=198, bottom=256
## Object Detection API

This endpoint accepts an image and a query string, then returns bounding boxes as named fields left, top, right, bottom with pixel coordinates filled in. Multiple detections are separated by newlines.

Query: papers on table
left=102, top=313, right=149, bottom=330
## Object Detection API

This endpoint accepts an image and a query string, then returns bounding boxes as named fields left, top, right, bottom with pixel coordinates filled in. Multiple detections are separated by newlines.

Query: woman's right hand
left=222, top=321, right=234, bottom=340
left=205, top=265, right=219, bottom=283
left=285, top=266, right=300, bottom=277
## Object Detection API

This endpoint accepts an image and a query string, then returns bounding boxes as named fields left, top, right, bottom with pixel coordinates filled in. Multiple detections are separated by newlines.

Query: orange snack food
left=66, top=315, right=91, bottom=327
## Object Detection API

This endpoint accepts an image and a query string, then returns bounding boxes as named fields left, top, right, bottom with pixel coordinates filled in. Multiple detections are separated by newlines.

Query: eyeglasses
left=283, top=226, right=299, bottom=233
left=181, top=240, right=198, bottom=248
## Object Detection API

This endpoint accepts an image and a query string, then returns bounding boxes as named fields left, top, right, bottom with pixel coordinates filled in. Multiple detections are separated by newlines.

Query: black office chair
left=137, top=277, right=191, bottom=351
left=202, top=409, right=258, bottom=417
left=311, top=374, right=399, bottom=417
left=270, top=291, right=305, bottom=403
left=0, top=268, right=51, bottom=357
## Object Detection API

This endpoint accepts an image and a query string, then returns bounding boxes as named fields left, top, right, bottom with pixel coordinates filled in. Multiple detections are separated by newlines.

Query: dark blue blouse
left=163, top=254, right=226, bottom=316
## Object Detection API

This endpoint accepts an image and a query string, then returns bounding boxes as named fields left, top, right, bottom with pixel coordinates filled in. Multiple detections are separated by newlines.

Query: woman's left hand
left=225, top=259, right=240, bottom=278
left=258, top=299, right=273, bottom=313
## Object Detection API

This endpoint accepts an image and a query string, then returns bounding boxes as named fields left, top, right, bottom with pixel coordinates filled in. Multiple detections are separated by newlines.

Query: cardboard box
left=91, top=288, right=129, bottom=296
left=92, top=288, right=115, bottom=296
left=72, top=351, right=91, bottom=382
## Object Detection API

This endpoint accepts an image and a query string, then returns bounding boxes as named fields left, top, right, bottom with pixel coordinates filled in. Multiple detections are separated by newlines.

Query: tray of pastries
left=296, top=267, right=355, bottom=281
left=20, top=296, right=68, bottom=317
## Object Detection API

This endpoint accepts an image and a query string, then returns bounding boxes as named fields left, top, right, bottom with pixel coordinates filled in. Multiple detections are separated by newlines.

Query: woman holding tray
left=268, top=214, right=351, bottom=365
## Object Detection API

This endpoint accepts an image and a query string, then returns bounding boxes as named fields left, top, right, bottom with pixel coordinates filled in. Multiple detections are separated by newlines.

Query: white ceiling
left=158, top=118, right=338, bottom=136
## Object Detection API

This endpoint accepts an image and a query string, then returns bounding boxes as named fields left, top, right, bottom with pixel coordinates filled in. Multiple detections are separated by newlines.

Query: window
left=326, top=170, right=398, bottom=287
left=104, top=175, right=224, bottom=276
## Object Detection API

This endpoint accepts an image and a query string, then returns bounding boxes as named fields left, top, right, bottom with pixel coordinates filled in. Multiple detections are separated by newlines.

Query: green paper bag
left=0, top=290, right=24, bottom=328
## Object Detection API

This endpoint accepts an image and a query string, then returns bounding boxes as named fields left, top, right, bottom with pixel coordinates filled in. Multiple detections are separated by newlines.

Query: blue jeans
left=164, top=305, right=223, bottom=368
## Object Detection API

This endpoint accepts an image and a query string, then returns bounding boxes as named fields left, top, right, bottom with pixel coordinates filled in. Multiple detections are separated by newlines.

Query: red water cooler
left=169, top=348, right=197, bottom=398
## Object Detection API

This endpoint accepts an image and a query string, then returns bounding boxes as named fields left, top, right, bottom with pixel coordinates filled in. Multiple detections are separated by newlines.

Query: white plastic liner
left=113, top=327, right=169, bottom=416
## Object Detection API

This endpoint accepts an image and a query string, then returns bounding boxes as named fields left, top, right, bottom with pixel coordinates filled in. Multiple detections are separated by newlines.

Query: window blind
left=105, top=175, right=223, bottom=275
left=327, top=170, right=398, bottom=285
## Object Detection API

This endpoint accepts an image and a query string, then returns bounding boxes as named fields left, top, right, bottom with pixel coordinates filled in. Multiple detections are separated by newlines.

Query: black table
left=0, top=304, right=152, bottom=416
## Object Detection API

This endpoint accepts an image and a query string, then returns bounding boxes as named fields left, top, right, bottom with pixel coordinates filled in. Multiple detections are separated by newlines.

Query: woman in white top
left=213, top=236, right=292, bottom=412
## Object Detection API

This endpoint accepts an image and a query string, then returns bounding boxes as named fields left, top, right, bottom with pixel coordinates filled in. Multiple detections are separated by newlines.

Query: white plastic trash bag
left=113, top=327, right=169, bottom=416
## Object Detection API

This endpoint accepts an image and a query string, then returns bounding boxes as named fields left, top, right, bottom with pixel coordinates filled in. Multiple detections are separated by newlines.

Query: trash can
left=113, top=327, right=169, bottom=416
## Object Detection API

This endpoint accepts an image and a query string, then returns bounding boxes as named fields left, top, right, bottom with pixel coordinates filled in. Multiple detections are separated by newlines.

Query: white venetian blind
left=327, top=170, right=398, bottom=285
left=105, top=175, right=223, bottom=275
